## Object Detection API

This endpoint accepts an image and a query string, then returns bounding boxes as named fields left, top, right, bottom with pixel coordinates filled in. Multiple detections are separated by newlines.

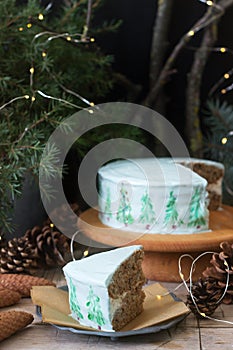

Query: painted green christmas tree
left=104, top=187, right=112, bottom=220
left=69, top=279, right=84, bottom=320
left=139, top=191, right=156, bottom=227
left=116, top=184, right=134, bottom=225
left=86, top=286, right=106, bottom=329
left=188, top=188, right=207, bottom=228
left=164, top=191, right=183, bottom=229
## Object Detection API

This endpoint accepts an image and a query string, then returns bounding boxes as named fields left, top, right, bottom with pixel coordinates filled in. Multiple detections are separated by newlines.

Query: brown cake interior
left=108, top=248, right=146, bottom=331
left=180, top=161, right=224, bottom=210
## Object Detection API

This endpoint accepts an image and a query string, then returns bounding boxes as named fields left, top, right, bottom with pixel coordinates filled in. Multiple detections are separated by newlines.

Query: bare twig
left=149, top=0, right=174, bottom=88
left=185, top=23, right=217, bottom=156
left=144, top=0, right=233, bottom=108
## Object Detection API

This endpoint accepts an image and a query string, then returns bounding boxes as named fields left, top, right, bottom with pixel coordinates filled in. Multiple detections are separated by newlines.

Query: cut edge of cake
left=63, top=245, right=146, bottom=332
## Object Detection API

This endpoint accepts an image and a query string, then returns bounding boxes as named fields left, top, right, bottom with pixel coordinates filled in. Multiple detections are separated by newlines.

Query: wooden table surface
left=1, top=267, right=233, bottom=350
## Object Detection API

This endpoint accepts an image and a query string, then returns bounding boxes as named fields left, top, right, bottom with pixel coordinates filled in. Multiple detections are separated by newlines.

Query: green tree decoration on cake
left=86, top=286, right=106, bottom=329
left=188, top=188, right=206, bottom=228
left=164, top=191, right=183, bottom=229
left=116, top=184, right=134, bottom=226
left=139, top=191, right=156, bottom=228
left=69, top=279, right=84, bottom=320
left=104, top=187, right=112, bottom=220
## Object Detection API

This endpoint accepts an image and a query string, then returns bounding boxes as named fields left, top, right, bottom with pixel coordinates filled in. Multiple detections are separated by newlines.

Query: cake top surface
left=98, top=158, right=207, bottom=187
left=63, top=245, right=143, bottom=287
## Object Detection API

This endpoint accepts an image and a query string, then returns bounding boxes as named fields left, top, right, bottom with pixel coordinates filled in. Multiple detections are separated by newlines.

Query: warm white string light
left=0, top=95, right=30, bottom=111
left=221, top=130, right=233, bottom=144
left=156, top=250, right=233, bottom=326
left=185, top=0, right=224, bottom=41
left=70, top=230, right=89, bottom=261
left=36, top=90, right=87, bottom=110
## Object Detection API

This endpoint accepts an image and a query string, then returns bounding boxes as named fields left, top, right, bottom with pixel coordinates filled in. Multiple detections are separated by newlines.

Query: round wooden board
left=78, top=205, right=233, bottom=281
left=78, top=205, right=233, bottom=252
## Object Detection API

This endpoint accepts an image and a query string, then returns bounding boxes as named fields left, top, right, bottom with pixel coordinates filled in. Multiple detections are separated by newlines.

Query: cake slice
left=63, top=245, right=146, bottom=332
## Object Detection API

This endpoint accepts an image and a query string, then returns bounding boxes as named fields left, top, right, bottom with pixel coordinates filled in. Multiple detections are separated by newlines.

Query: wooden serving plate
left=78, top=205, right=233, bottom=282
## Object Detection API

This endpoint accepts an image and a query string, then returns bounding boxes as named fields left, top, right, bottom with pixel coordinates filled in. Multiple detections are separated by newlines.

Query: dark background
left=92, top=0, right=233, bottom=137
left=40, top=0, right=233, bottom=138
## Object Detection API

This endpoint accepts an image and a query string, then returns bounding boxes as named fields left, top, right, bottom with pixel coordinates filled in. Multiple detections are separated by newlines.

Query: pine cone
left=24, top=225, right=70, bottom=268
left=203, top=241, right=233, bottom=304
left=0, top=289, right=21, bottom=308
left=0, top=237, right=33, bottom=274
left=186, top=277, right=222, bottom=317
left=0, top=274, right=55, bottom=297
left=0, top=310, right=33, bottom=342
left=45, top=202, right=81, bottom=232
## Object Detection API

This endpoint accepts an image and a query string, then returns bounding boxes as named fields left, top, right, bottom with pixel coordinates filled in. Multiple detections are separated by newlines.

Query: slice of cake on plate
left=63, top=245, right=146, bottom=332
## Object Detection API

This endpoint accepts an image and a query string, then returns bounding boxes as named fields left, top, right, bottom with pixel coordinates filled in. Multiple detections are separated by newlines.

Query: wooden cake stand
left=78, top=205, right=233, bottom=282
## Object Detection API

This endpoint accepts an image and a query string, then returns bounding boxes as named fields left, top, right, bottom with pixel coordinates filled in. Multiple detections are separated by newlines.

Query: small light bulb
left=206, top=0, right=213, bottom=5
left=221, top=137, right=228, bottom=144
left=31, top=96, right=36, bottom=102
left=18, top=27, right=24, bottom=32
left=224, top=73, right=230, bottom=79
left=179, top=272, right=184, bottom=279
left=30, top=67, right=35, bottom=74
left=220, top=47, right=227, bottom=53
left=27, top=23, right=32, bottom=28
left=38, top=13, right=44, bottom=21
left=88, top=109, right=94, bottom=114
left=50, top=223, right=54, bottom=228
left=187, top=30, right=195, bottom=37
left=42, top=51, right=47, bottom=58
left=200, top=312, right=206, bottom=318
left=90, top=37, right=95, bottom=42
left=66, top=36, right=72, bottom=41
left=156, top=295, right=162, bottom=300
left=24, top=95, right=30, bottom=99
left=90, top=102, right=95, bottom=107
left=221, top=89, right=227, bottom=94
left=83, top=250, right=89, bottom=257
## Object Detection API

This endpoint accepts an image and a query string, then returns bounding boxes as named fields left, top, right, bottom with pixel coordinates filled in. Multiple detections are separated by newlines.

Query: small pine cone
left=46, top=202, right=81, bottom=233
left=0, top=274, right=55, bottom=297
left=0, top=289, right=21, bottom=308
left=186, top=277, right=222, bottom=317
left=203, top=241, right=233, bottom=304
left=24, top=225, right=69, bottom=268
left=0, top=237, right=33, bottom=274
left=0, top=310, right=33, bottom=342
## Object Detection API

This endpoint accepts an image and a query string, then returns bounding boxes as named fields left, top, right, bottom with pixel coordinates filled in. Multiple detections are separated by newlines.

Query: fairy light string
left=0, top=1, right=98, bottom=129
left=156, top=250, right=233, bottom=326
left=70, top=231, right=89, bottom=261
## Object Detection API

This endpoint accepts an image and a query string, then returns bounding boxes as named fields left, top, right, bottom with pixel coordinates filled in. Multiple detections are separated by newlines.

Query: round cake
left=98, top=158, right=209, bottom=234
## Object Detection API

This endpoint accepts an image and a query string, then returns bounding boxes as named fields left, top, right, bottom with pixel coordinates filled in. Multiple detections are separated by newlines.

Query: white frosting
left=207, top=178, right=223, bottom=196
left=63, top=245, right=143, bottom=332
left=98, top=158, right=209, bottom=234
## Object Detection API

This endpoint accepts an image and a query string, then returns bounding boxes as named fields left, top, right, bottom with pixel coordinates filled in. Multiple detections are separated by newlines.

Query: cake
left=172, top=158, right=224, bottom=211
left=63, top=245, right=146, bottom=332
left=98, top=158, right=209, bottom=234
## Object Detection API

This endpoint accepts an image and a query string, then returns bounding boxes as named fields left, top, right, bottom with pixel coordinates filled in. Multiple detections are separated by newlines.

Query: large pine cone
left=24, top=225, right=70, bottom=268
left=202, top=241, right=233, bottom=304
left=0, top=237, right=33, bottom=274
left=0, top=225, right=70, bottom=274
left=187, top=277, right=222, bottom=317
